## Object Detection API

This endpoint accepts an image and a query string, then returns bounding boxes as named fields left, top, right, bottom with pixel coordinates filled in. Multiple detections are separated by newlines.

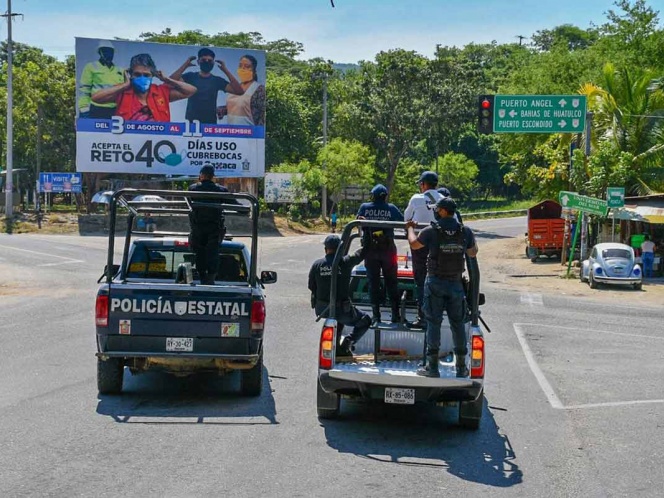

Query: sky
left=0, top=0, right=656, bottom=63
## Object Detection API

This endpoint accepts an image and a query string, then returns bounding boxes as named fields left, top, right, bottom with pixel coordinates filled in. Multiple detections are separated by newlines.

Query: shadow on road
left=96, top=367, right=278, bottom=425
left=321, top=396, right=522, bottom=488
left=471, top=229, right=513, bottom=240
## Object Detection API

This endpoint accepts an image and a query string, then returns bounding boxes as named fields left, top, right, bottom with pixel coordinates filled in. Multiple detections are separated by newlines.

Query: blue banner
left=39, top=173, right=83, bottom=193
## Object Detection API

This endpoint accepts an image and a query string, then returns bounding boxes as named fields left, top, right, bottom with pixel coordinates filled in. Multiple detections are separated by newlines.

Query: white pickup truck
left=316, top=220, right=486, bottom=429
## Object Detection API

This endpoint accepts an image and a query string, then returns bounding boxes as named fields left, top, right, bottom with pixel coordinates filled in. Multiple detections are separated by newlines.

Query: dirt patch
left=480, top=237, right=664, bottom=304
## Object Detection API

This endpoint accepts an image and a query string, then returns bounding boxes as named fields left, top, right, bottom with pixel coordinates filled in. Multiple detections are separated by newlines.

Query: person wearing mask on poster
left=78, top=40, right=125, bottom=119
left=404, top=171, right=442, bottom=329
left=92, top=53, right=196, bottom=122
left=406, top=197, right=478, bottom=378
left=217, top=55, right=266, bottom=126
left=357, top=184, right=404, bottom=324
left=188, top=165, right=230, bottom=285
left=171, top=48, right=244, bottom=124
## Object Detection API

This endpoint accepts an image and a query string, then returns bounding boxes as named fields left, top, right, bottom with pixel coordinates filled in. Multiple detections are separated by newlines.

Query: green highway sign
left=607, top=187, right=625, bottom=208
left=559, top=191, right=608, bottom=216
left=494, top=95, right=587, bottom=133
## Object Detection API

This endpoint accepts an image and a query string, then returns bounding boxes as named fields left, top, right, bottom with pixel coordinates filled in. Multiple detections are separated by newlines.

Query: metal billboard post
left=3, top=0, right=18, bottom=216
left=579, top=111, right=593, bottom=261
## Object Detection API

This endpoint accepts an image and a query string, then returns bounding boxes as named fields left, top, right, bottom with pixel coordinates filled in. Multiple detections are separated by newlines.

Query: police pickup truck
left=95, top=189, right=276, bottom=396
left=316, top=220, right=486, bottom=429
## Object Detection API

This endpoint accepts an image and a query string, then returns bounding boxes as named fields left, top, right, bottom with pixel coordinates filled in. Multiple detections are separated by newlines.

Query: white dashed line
left=520, top=292, right=543, bottom=306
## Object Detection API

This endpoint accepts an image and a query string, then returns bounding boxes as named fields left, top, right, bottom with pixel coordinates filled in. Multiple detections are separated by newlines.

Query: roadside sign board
left=607, top=187, right=625, bottom=208
left=39, top=173, right=83, bottom=193
left=558, top=191, right=608, bottom=217
left=494, top=95, right=587, bottom=133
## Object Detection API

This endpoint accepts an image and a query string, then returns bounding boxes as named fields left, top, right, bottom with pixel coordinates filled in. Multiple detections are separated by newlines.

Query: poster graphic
left=264, top=173, right=307, bottom=203
left=75, top=38, right=266, bottom=177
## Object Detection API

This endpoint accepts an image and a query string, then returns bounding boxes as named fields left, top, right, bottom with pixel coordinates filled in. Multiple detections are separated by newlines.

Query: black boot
left=371, top=305, right=381, bottom=324
left=417, top=350, right=440, bottom=378
left=337, top=336, right=355, bottom=357
left=390, top=303, right=401, bottom=324
left=456, top=354, right=469, bottom=378
left=409, top=306, right=426, bottom=329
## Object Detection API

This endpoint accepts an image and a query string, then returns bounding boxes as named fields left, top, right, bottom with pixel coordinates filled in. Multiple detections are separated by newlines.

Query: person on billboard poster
left=170, top=48, right=244, bottom=124
left=78, top=40, right=125, bottom=119
left=217, top=55, right=266, bottom=126
left=91, top=53, right=196, bottom=122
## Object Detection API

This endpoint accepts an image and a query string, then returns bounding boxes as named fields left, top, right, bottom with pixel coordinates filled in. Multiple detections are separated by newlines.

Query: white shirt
left=404, top=189, right=442, bottom=223
left=641, top=240, right=655, bottom=253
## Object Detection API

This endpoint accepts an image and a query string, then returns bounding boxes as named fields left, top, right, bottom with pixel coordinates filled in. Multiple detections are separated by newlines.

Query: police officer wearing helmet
left=406, top=197, right=478, bottom=378
left=404, top=171, right=443, bottom=328
left=188, top=164, right=230, bottom=284
left=308, top=235, right=371, bottom=356
left=437, top=186, right=463, bottom=224
left=357, top=184, right=404, bottom=323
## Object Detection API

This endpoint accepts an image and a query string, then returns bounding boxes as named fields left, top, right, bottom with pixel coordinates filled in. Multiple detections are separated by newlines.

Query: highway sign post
left=558, top=191, right=608, bottom=217
left=494, top=95, right=587, bottom=134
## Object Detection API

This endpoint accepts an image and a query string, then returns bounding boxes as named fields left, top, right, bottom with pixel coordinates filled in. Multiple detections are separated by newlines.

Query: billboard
left=75, top=38, right=266, bottom=177
left=39, top=173, right=83, bottom=193
left=264, top=173, right=306, bottom=203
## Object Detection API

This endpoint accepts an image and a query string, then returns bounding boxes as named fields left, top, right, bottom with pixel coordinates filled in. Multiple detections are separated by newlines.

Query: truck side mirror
left=260, top=270, right=277, bottom=284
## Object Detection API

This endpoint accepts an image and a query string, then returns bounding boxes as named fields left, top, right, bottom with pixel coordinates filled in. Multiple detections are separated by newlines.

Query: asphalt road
left=1, top=217, right=663, bottom=497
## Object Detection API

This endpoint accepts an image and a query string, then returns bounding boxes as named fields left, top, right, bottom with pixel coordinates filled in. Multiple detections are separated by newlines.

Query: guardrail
left=462, top=209, right=527, bottom=218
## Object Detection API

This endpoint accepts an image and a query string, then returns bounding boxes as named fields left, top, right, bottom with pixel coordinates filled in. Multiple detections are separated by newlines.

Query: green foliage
left=434, top=153, right=479, bottom=199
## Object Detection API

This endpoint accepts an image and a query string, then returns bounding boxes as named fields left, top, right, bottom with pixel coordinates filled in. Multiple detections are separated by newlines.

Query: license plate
left=384, top=387, right=415, bottom=405
left=166, top=337, right=193, bottom=352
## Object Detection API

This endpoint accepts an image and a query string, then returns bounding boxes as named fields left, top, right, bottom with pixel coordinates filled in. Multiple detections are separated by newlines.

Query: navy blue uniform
left=188, top=179, right=229, bottom=283
left=357, top=200, right=404, bottom=315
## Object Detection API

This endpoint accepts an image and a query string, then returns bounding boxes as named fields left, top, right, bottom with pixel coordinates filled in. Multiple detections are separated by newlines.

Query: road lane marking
left=513, top=323, right=564, bottom=409
left=0, top=244, right=84, bottom=266
left=514, top=323, right=664, bottom=411
left=520, top=293, right=543, bottom=306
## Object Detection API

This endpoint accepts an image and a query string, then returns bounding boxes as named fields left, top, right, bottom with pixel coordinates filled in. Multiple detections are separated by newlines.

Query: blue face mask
left=132, top=75, right=152, bottom=93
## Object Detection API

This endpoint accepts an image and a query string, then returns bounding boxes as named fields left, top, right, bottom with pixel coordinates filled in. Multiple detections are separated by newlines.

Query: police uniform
left=357, top=184, right=404, bottom=323
left=415, top=198, right=476, bottom=378
left=308, top=235, right=371, bottom=355
left=188, top=167, right=229, bottom=284
left=404, top=172, right=442, bottom=326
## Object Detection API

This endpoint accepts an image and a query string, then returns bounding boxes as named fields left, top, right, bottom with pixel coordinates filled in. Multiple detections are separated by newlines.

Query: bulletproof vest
left=189, top=181, right=226, bottom=228
left=361, top=203, right=395, bottom=249
left=427, top=222, right=466, bottom=278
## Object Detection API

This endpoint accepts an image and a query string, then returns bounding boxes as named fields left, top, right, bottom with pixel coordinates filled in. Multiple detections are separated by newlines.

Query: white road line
left=38, top=260, right=84, bottom=267
left=516, top=322, right=664, bottom=341
left=565, top=399, right=664, bottom=410
left=0, top=244, right=84, bottom=266
left=513, top=323, right=564, bottom=409
left=520, top=292, right=543, bottom=306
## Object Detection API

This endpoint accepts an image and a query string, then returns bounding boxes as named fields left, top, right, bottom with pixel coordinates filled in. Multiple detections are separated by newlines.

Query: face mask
left=199, top=61, right=214, bottom=73
left=132, top=76, right=152, bottom=93
left=99, top=48, right=114, bottom=65
left=237, top=68, right=254, bottom=83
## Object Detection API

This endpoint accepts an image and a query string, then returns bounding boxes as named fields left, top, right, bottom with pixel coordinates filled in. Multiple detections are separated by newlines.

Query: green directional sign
left=494, top=95, right=587, bottom=133
left=558, top=191, right=608, bottom=216
left=607, top=187, right=625, bottom=208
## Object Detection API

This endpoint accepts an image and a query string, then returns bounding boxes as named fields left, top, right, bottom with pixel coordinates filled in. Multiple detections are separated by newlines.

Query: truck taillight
left=319, top=324, right=335, bottom=370
left=470, top=334, right=484, bottom=378
left=95, top=295, right=109, bottom=327
left=251, top=300, right=266, bottom=332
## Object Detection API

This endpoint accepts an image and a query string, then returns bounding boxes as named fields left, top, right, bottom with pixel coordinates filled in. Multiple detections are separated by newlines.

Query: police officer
left=406, top=197, right=478, bottom=378
left=438, top=186, right=463, bottom=224
left=357, top=184, right=404, bottom=323
left=404, top=171, right=442, bottom=328
left=188, top=164, right=229, bottom=284
left=308, top=235, right=372, bottom=356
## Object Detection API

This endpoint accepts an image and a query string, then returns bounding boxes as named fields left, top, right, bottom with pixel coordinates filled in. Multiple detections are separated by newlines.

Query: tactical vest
left=426, top=222, right=466, bottom=279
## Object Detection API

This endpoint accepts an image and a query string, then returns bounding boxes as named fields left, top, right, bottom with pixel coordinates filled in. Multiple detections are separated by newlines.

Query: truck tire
left=316, top=378, right=340, bottom=420
left=97, top=357, right=124, bottom=395
left=240, top=351, right=263, bottom=397
left=459, top=391, right=484, bottom=430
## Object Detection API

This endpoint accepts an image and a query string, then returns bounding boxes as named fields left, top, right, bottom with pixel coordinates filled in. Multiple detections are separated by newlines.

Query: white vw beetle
left=580, top=242, right=642, bottom=290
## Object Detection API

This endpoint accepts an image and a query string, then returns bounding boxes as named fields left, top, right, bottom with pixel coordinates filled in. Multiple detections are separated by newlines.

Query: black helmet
left=417, top=171, right=438, bottom=187
left=437, top=186, right=451, bottom=197
left=323, top=234, right=341, bottom=250
left=200, top=164, right=215, bottom=178
left=435, top=197, right=457, bottom=214
left=370, top=184, right=388, bottom=200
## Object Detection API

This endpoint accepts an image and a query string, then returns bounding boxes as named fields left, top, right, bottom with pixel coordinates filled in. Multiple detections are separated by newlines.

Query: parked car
left=580, top=242, right=642, bottom=290
left=133, top=194, right=167, bottom=203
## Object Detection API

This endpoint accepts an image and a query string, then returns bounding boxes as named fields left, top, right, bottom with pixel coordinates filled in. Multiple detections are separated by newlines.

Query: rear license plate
left=384, top=387, right=415, bottom=405
left=166, top=337, right=193, bottom=352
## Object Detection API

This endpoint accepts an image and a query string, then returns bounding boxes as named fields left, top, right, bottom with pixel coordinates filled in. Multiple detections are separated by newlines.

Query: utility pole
left=516, top=35, right=526, bottom=46
left=36, top=105, right=42, bottom=212
left=2, top=0, right=21, bottom=216
left=321, top=75, right=328, bottom=219
left=580, top=112, right=593, bottom=261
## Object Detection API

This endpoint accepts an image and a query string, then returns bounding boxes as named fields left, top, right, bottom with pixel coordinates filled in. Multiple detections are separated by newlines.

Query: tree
left=531, top=25, right=599, bottom=52
left=434, top=153, right=479, bottom=199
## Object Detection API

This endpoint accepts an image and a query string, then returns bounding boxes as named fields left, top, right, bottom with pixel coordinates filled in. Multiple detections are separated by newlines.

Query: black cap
left=435, top=197, right=457, bottom=214
left=324, top=235, right=341, bottom=250
left=437, top=186, right=451, bottom=197
left=417, top=171, right=438, bottom=186
left=200, top=164, right=215, bottom=177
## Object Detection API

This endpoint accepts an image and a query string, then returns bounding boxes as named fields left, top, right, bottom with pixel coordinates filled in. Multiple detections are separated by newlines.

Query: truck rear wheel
left=97, top=357, right=124, bottom=395
left=240, top=351, right=263, bottom=397
left=316, top=378, right=340, bottom=419
left=459, top=391, right=484, bottom=430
